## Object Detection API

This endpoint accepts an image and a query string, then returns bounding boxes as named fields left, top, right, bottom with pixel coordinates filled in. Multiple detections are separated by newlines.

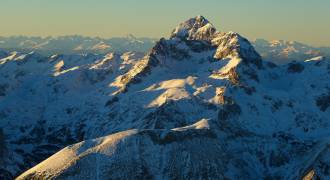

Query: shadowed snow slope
left=1, top=16, right=330, bottom=179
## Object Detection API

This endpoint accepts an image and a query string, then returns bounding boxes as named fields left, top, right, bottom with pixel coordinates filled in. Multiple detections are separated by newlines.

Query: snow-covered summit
left=170, top=15, right=217, bottom=41
left=169, top=16, right=261, bottom=64
left=110, top=16, right=262, bottom=94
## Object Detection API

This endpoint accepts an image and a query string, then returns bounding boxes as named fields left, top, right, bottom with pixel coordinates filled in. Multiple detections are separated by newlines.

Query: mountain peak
left=170, top=15, right=217, bottom=41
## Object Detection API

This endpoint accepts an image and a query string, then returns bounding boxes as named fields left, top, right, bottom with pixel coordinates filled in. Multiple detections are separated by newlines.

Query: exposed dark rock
left=143, top=101, right=187, bottom=129
left=269, top=150, right=289, bottom=167
left=105, top=97, right=119, bottom=107
left=288, top=62, right=304, bottom=73
left=0, top=128, right=6, bottom=163
left=316, top=92, right=330, bottom=111
left=185, top=40, right=213, bottom=53
left=266, top=61, right=277, bottom=68
left=271, top=100, right=283, bottom=112
left=218, top=100, right=242, bottom=121
left=242, top=86, right=256, bottom=95
left=0, top=84, right=8, bottom=96
left=140, top=129, right=217, bottom=145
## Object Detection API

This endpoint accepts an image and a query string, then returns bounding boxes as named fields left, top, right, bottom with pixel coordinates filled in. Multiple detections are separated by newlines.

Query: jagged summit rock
left=169, top=16, right=261, bottom=65
left=170, top=15, right=217, bottom=41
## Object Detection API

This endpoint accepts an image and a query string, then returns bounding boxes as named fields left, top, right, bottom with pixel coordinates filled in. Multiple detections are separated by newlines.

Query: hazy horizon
left=1, top=0, right=329, bottom=46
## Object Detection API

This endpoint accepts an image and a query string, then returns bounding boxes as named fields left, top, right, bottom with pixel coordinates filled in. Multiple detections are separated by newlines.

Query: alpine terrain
left=1, top=16, right=330, bottom=179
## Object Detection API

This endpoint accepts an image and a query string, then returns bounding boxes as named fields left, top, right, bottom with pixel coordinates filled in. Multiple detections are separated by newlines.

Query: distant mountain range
left=1, top=16, right=330, bottom=179
left=0, top=35, right=157, bottom=55
left=253, top=39, right=330, bottom=64
left=1, top=35, right=329, bottom=65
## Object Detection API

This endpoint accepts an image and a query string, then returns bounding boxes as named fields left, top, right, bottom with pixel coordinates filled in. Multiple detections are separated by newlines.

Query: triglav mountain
left=1, top=16, right=330, bottom=179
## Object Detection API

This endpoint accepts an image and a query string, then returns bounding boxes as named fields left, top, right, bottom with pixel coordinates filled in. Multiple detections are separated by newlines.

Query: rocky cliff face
left=1, top=16, right=330, bottom=180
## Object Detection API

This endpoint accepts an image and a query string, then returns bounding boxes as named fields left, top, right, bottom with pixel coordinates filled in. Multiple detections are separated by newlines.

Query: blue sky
left=0, top=0, right=329, bottom=46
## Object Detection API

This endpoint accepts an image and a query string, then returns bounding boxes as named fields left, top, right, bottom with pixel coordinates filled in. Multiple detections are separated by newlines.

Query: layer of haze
left=0, top=0, right=329, bottom=46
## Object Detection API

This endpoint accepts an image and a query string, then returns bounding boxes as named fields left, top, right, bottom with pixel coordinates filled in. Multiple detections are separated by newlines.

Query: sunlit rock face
left=1, top=16, right=330, bottom=179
